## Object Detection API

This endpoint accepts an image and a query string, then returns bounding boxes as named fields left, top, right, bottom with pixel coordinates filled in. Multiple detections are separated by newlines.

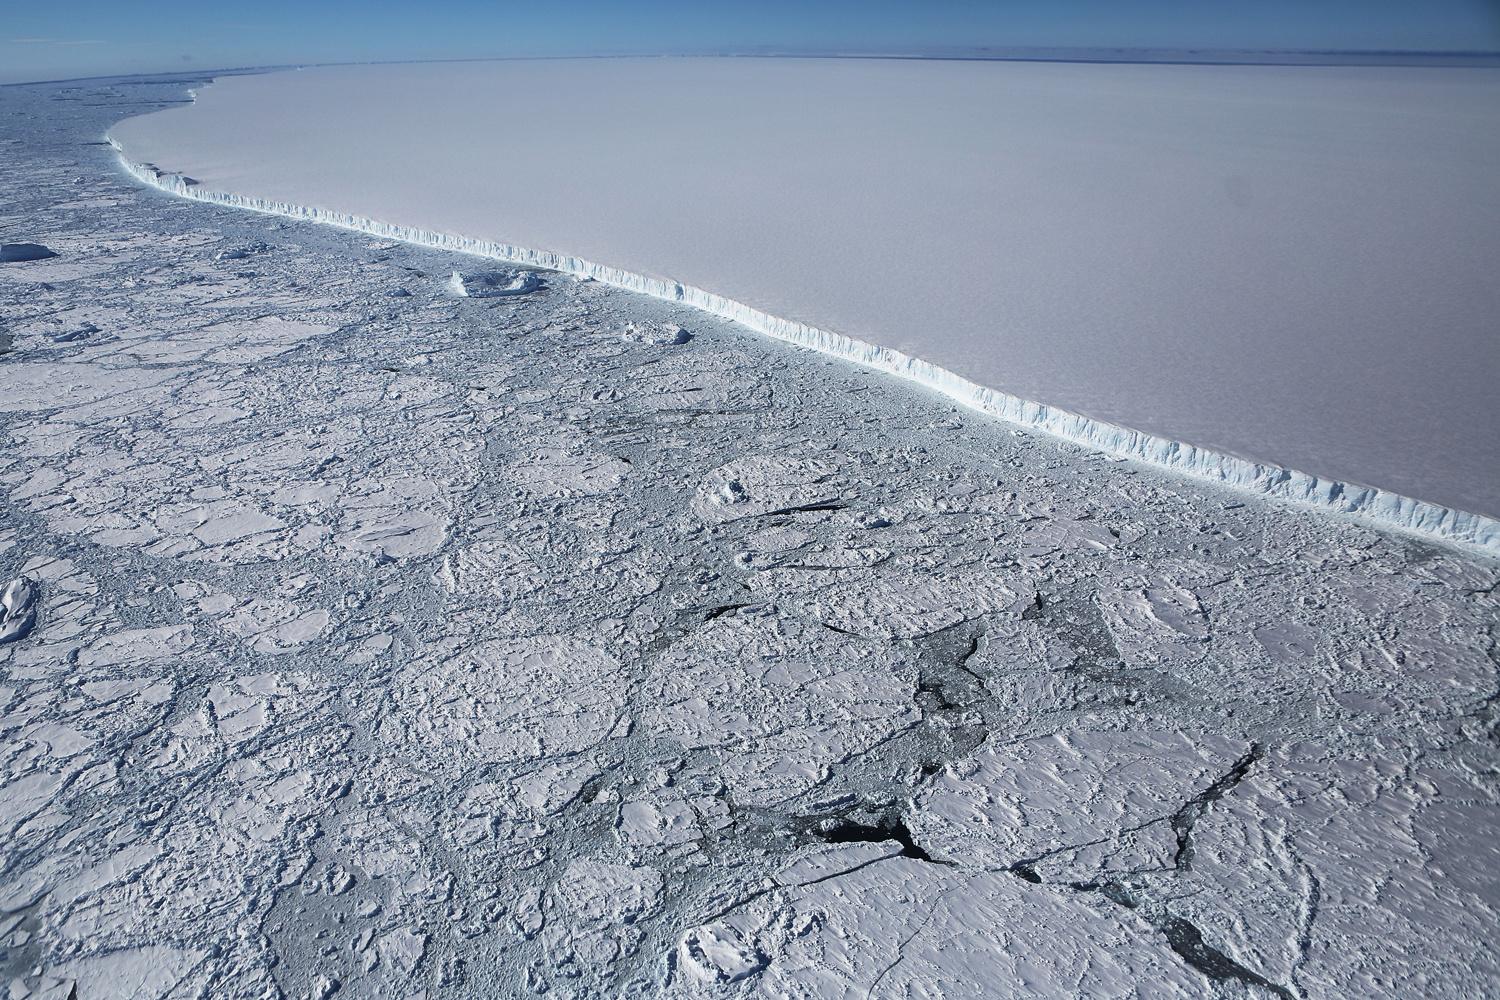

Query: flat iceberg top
left=110, top=58, right=1500, bottom=517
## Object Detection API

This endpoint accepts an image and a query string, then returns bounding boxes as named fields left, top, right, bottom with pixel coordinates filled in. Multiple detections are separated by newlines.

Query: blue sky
left=4, top=0, right=1498, bottom=83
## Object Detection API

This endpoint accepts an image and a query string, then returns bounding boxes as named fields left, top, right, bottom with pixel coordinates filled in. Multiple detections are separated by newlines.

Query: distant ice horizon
left=10, top=46, right=1500, bottom=86
left=109, top=58, right=1500, bottom=524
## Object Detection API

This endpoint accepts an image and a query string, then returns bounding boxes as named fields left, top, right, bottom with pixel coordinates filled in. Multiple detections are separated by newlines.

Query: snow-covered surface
left=4, top=77, right=1500, bottom=999
left=106, top=59, right=1500, bottom=533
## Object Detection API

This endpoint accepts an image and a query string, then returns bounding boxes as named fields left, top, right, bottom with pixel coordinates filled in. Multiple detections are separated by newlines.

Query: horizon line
left=7, top=45, right=1500, bottom=88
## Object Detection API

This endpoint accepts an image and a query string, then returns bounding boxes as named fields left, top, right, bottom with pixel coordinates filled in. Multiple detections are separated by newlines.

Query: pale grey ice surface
left=107, top=59, right=1500, bottom=519
left=3, top=77, right=1500, bottom=1000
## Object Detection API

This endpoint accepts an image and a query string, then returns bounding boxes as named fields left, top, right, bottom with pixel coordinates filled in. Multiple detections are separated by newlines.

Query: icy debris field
left=3, top=77, right=1499, bottom=999
left=106, top=59, right=1500, bottom=524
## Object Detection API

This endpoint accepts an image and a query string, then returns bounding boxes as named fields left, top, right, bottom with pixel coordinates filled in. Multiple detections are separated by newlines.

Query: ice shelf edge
left=107, top=136, right=1500, bottom=556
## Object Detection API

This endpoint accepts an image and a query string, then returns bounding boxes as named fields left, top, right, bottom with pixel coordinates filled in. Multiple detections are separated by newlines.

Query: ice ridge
left=108, top=137, right=1500, bottom=556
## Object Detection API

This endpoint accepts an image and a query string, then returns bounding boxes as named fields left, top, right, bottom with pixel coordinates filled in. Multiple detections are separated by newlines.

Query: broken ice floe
left=387, top=636, right=626, bottom=770
left=673, top=845, right=1206, bottom=996
left=1163, top=745, right=1500, bottom=995
left=1097, top=572, right=1211, bottom=664
left=507, top=445, right=631, bottom=498
left=758, top=566, right=1033, bottom=640
left=545, top=860, right=664, bottom=971
left=219, top=597, right=332, bottom=655
left=693, top=454, right=842, bottom=524
left=642, top=611, right=916, bottom=805
left=911, top=730, right=1251, bottom=877
left=447, top=268, right=540, bottom=298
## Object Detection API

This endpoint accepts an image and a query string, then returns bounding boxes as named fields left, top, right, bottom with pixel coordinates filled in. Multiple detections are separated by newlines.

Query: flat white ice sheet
left=109, top=59, right=1500, bottom=517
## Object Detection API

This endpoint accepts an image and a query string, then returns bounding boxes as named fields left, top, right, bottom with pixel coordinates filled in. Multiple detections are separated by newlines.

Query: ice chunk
left=447, top=268, right=540, bottom=298
left=214, top=241, right=266, bottom=262
left=0, top=577, right=39, bottom=644
left=621, top=320, right=690, bottom=346
left=49, top=322, right=98, bottom=343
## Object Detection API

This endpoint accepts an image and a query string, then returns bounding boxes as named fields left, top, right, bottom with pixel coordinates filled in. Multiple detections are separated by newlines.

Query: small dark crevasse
left=1169, top=743, right=1264, bottom=872
left=915, top=677, right=961, bottom=712
left=807, top=815, right=953, bottom=866
left=762, top=501, right=848, bottom=517
left=702, top=603, right=751, bottom=621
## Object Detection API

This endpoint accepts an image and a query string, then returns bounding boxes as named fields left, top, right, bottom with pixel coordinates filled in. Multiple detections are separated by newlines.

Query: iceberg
left=107, top=60, right=1500, bottom=553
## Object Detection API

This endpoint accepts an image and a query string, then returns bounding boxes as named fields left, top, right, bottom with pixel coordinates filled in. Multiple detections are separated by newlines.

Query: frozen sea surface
left=3, top=76, right=1499, bottom=999
left=107, top=59, right=1500, bottom=524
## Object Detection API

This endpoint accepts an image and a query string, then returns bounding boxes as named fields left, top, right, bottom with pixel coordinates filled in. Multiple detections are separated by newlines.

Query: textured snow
left=106, top=59, right=1500, bottom=542
left=3, top=75, right=1499, bottom=999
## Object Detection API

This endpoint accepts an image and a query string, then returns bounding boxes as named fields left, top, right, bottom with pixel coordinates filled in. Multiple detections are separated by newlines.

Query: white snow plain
left=107, top=59, right=1500, bottom=538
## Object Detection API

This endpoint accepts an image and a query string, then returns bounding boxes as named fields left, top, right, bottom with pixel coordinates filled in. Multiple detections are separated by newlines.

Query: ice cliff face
left=108, top=141, right=1499, bottom=555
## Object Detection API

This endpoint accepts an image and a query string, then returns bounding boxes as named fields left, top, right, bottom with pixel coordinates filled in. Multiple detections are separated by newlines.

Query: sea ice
left=2, top=73, right=1497, bottom=1000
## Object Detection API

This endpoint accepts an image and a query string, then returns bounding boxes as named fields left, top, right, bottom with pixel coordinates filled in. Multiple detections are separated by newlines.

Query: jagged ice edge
left=107, top=136, right=1499, bottom=556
